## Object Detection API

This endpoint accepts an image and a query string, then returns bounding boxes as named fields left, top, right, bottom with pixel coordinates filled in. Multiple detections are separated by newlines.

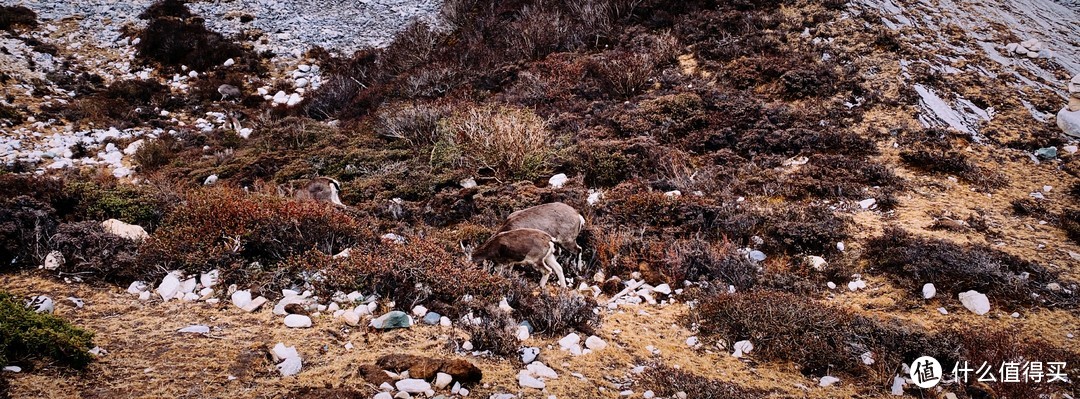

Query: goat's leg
left=544, top=253, right=567, bottom=288
left=535, top=260, right=551, bottom=288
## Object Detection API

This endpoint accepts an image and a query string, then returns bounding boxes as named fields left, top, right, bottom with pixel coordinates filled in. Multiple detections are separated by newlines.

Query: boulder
left=370, top=311, right=412, bottom=329
left=102, top=219, right=149, bottom=241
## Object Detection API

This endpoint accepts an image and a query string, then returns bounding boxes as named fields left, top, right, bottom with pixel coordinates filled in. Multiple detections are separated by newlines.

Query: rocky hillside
left=1, top=0, right=1079, bottom=398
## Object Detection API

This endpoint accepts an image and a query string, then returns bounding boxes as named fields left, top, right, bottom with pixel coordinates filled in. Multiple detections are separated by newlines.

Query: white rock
left=341, top=311, right=361, bottom=326
left=434, top=372, right=453, bottom=389
left=459, top=177, right=477, bottom=188
left=686, top=336, right=700, bottom=347
left=587, top=190, right=603, bottom=205
left=295, top=78, right=309, bottom=88
left=518, top=370, right=546, bottom=389
left=890, top=375, right=905, bottom=395
left=652, top=284, right=671, bottom=295
left=827, top=282, right=837, bottom=290
left=203, top=174, right=218, bottom=185
left=241, top=296, right=268, bottom=312
left=411, top=305, right=428, bottom=317
left=180, top=278, right=197, bottom=295
left=522, top=347, right=540, bottom=364
left=28, top=295, right=54, bottom=313
left=286, top=93, right=303, bottom=107
left=806, top=256, right=827, bottom=271
left=732, top=340, right=754, bottom=358
left=836, top=241, right=845, bottom=251
left=858, top=198, right=876, bottom=209
left=440, top=316, right=451, bottom=327
left=462, top=341, right=473, bottom=351
left=157, top=273, right=182, bottom=301
left=374, top=393, right=393, bottom=399
left=516, top=325, right=530, bottom=341
left=272, top=343, right=299, bottom=361
left=664, top=190, right=682, bottom=197
left=200, top=270, right=219, bottom=288
left=584, top=335, right=607, bottom=351
left=958, top=290, right=990, bottom=315
left=861, top=351, right=875, bottom=365
left=379, top=382, right=394, bottom=391
left=139, top=291, right=151, bottom=301
left=395, top=379, right=431, bottom=393
left=127, top=281, right=148, bottom=294
left=284, top=314, right=313, bottom=328
left=277, top=357, right=302, bottom=376
left=298, top=64, right=312, bottom=72
left=819, top=376, right=840, bottom=387
left=177, top=325, right=210, bottom=334
left=102, top=219, right=149, bottom=241
left=847, top=279, right=867, bottom=291
left=231, top=290, right=252, bottom=309
left=272, top=91, right=289, bottom=104
left=527, top=362, right=558, bottom=379
left=223, top=58, right=235, bottom=67
left=3, top=366, right=21, bottom=373
left=548, top=173, right=568, bottom=188
left=937, top=307, right=948, bottom=315
left=643, top=391, right=655, bottom=399
left=1059, top=107, right=1080, bottom=139
left=922, top=283, right=936, bottom=299
left=558, top=333, right=581, bottom=350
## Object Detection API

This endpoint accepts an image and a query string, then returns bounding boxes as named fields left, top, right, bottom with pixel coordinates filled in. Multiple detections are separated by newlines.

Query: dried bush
left=780, top=63, right=841, bottom=99
left=900, top=147, right=1007, bottom=190
left=459, top=307, right=519, bottom=357
left=140, top=187, right=368, bottom=276
left=50, top=222, right=145, bottom=283
left=947, top=327, right=1080, bottom=399
left=1062, top=209, right=1080, bottom=245
left=319, top=237, right=505, bottom=316
left=760, top=204, right=849, bottom=255
left=374, top=103, right=450, bottom=147
left=0, top=196, right=59, bottom=270
left=635, top=363, right=767, bottom=398
left=587, top=50, right=656, bottom=98
left=135, top=2, right=249, bottom=71
left=505, top=279, right=600, bottom=336
left=435, top=104, right=555, bottom=180
left=0, top=292, right=94, bottom=369
left=613, top=93, right=707, bottom=143
left=660, top=239, right=758, bottom=288
left=254, top=116, right=335, bottom=151
left=0, top=104, right=23, bottom=126
left=864, top=228, right=1077, bottom=308
left=0, top=6, right=37, bottom=31
left=138, top=0, right=191, bottom=19
left=133, top=135, right=181, bottom=172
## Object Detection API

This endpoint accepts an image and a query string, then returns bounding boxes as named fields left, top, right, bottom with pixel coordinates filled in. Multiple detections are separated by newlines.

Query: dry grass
left=435, top=104, right=556, bottom=180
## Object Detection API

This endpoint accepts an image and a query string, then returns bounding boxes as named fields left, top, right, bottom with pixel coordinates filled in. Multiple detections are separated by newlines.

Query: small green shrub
left=0, top=292, right=94, bottom=369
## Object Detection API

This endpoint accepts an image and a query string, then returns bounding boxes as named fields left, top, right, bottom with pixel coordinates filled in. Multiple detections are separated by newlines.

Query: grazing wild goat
left=495, top=202, right=585, bottom=270
left=468, top=228, right=568, bottom=288
left=279, top=177, right=345, bottom=206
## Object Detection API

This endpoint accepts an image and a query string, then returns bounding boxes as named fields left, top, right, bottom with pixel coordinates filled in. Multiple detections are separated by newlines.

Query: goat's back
left=473, top=228, right=553, bottom=264
left=497, top=202, right=582, bottom=240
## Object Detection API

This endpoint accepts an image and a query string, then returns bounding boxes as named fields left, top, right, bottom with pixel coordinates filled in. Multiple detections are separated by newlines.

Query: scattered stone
left=747, top=250, right=766, bottom=262
left=462, top=341, right=473, bottom=351
left=127, top=281, right=148, bottom=294
left=584, top=335, right=607, bottom=351
left=664, top=190, right=681, bottom=197
left=806, top=256, right=827, bottom=271
left=652, top=283, right=671, bottom=295
left=827, top=282, right=836, bottom=290
left=732, top=340, right=754, bottom=358
left=890, top=375, right=905, bottom=395
left=643, top=391, right=655, bottom=399
left=102, top=219, right=149, bottom=241
left=342, top=311, right=361, bottom=326
left=203, top=174, right=218, bottom=185
left=241, top=296, right=268, bottom=312
left=922, top=283, right=936, bottom=299
left=28, top=295, right=54, bottom=313
left=42, top=250, right=63, bottom=270
left=277, top=356, right=302, bottom=376
left=284, top=314, right=312, bottom=328
left=231, top=290, right=252, bottom=309
left=1059, top=107, right=1080, bottom=139
left=157, top=272, right=182, bottom=301
left=527, top=362, right=558, bottom=380
left=548, top=173, right=568, bottom=188
left=177, top=325, right=210, bottom=334
left=858, top=198, right=876, bottom=209
left=423, top=312, right=441, bottom=325
left=959, top=290, right=990, bottom=315
left=686, top=336, right=700, bottom=347
left=396, top=379, right=432, bottom=393
left=819, top=376, right=840, bottom=387
left=522, top=347, right=540, bottom=364
left=440, top=316, right=451, bottom=327
left=411, top=305, right=428, bottom=317
left=374, top=393, right=393, bottom=399
left=3, top=366, right=21, bottom=373
left=516, top=325, right=530, bottom=341
left=518, top=370, right=545, bottom=389
left=370, top=311, right=412, bottom=329
left=1035, top=147, right=1058, bottom=159
left=200, top=270, right=219, bottom=288
left=938, top=307, right=948, bottom=315
left=847, top=279, right=867, bottom=291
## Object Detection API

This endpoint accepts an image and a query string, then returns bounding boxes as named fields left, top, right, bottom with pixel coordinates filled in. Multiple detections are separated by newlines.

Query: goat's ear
left=460, top=241, right=472, bottom=261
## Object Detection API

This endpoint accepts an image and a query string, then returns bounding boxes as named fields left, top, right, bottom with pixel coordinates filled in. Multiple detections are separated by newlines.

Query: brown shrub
left=635, top=363, right=767, bottom=398
left=660, top=239, right=758, bottom=288
left=1062, top=209, right=1080, bottom=245
left=0, top=6, right=37, bottom=31
left=864, top=227, right=1077, bottom=308
left=505, top=279, right=601, bottom=336
left=140, top=187, right=369, bottom=277
left=320, top=237, right=505, bottom=315
left=434, top=104, right=556, bottom=180
left=899, top=146, right=1007, bottom=190
left=49, top=222, right=146, bottom=283
left=135, top=2, right=250, bottom=71
left=0, top=196, right=58, bottom=270
left=459, top=307, right=519, bottom=357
